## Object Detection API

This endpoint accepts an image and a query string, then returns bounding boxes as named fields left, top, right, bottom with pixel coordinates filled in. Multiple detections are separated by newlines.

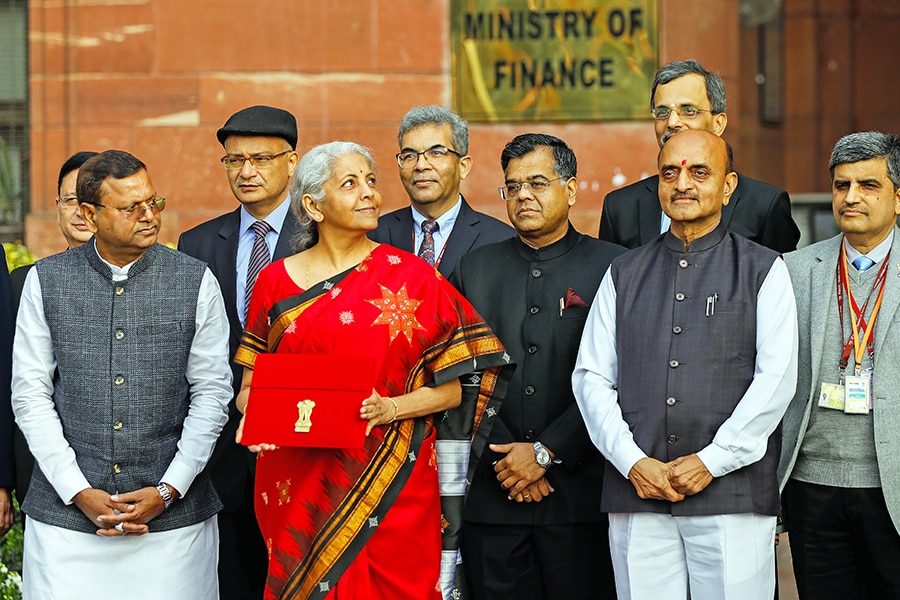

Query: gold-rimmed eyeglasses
left=56, top=195, right=79, bottom=207
left=498, top=176, right=566, bottom=200
left=87, top=196, right=166, bottom=219
left=221, top=150, right=291, bottom=171
left=650, top=105, right=714, bottom=120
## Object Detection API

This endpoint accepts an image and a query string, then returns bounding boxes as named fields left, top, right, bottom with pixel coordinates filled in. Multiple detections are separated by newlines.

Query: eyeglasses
left=651, top=105, right=715, bottom=120
left=396, top=146, right=462, bottom=168
left=89, top=196, right=166, bottom=219
left=498, top=176, right=566, bottom=200
left=221, top=150, right=291, bottom=171
left=651, top=105, right=714, bottom=120
left=56, top=195, right=79, bottom=207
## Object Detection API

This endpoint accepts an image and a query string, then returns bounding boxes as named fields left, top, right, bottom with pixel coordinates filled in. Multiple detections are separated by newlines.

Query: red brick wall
left=27, top=0, right=741, bottom=258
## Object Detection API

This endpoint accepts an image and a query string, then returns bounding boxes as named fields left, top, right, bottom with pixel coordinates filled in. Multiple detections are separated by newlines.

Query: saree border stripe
left=281, top=408, right=419, bottom=599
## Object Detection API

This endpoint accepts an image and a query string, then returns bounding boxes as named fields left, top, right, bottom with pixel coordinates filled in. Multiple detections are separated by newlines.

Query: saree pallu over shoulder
left=235, top=246, right=512, bottom=600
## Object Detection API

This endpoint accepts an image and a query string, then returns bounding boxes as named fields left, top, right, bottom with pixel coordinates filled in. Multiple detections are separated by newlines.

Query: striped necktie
left=245, top=220, right=273, bottom=319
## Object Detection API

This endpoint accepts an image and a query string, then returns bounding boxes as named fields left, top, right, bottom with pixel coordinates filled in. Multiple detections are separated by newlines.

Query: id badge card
left=844, top=375, right=871, bottom=414
left=819, top=382, right=845, bottom=410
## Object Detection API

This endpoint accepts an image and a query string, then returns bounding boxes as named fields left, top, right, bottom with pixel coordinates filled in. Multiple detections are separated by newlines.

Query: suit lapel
left=214, top=209, right=242, bottom=343
left=638, top=176, right=662, bottom=244
left=387, top=208, right=415, bottom=253
left=274, top=210, right=300, bottom=261
left=874, top=228, right=900, bottom=357
left=437, top=198, right=480, bottom=277
left=807, top=236, right=841, bottom=396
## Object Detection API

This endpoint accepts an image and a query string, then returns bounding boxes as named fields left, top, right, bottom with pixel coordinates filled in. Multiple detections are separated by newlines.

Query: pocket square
left=564, top=287, right=588, bottom=308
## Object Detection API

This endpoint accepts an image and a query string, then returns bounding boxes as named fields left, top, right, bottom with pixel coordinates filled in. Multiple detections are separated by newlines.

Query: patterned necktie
left=853, top=256, right=875, bottom=272
left=418, top=220, right=439, bottom=266
left=245, top=220, right=273, bottom=319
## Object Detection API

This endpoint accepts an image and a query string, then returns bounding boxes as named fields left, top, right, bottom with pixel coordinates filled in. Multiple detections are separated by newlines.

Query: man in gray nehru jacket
left=12, top=150, right=231, bottom=599
left=574, top=130, right=797, bottom=600
left=780, top=132, right=900, bottom=599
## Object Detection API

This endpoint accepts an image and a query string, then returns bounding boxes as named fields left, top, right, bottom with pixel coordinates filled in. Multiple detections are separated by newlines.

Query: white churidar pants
left=608, top=512, right=775, bottom=600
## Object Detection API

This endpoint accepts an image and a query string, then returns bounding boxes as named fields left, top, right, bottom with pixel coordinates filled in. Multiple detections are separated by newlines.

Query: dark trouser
left=217, top=480, right=268, bottom=600
left=783, top=479, right=900, bottom=600
left=461, top=520, right=616, bottom=600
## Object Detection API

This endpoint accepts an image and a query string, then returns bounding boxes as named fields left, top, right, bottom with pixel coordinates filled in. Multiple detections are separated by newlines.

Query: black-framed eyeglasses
left=56, top=195, right=79, bottom=207
left=221, top=150, right=291, bottom=171
left=88, top=196, right=166, bottom=219
left=498, top=176, right=566, bottom=200
left=650, top=105, right=714, bottom=120
left=396, top=146, right=462, bottom=168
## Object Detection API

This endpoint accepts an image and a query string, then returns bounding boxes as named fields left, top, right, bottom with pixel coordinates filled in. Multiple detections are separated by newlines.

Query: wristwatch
left=156, top=483, right=175, bottom=511
left=533, top=441, right=553, bottom=469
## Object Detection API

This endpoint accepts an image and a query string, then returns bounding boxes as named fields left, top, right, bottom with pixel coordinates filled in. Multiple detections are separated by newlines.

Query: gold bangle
left=387, top=398, right=399, bottom=424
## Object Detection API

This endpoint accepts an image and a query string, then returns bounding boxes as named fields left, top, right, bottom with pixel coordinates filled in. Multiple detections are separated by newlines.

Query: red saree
left=235, top=245, right=510, bottom=600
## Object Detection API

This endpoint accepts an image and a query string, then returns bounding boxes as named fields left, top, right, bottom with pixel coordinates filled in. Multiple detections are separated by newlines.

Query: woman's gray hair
left=290, top=141, right=376, bottom=251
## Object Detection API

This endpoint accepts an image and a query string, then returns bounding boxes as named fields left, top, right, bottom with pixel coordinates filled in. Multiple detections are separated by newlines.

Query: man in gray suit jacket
left=178, top=105, right=301, bottom=600
left=779, top=131, right=900, bottom=599
left=369, top=105, right=513, bottom=277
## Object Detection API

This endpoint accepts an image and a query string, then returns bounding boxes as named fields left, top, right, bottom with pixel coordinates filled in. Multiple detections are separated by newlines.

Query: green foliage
left=0, top=501, right=23, bottom=600
left=2, top=243, right=33, bottom=273
left=0, top=135, right=21, bottom=222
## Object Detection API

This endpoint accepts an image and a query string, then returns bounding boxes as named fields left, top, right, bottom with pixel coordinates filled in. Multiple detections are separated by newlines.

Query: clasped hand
left=490, top=442, right=555, bottom=502
left=73, top=486, right=169, bottom=536
left=627, top=453, right=713, bottom=502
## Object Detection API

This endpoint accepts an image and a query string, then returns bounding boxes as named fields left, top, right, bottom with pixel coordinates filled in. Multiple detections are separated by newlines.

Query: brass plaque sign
left=451, top=0, right=659, bottom=122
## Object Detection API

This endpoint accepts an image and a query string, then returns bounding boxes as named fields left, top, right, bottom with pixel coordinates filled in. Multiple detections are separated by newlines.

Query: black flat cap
left=216, top=105, right=298, bottom=149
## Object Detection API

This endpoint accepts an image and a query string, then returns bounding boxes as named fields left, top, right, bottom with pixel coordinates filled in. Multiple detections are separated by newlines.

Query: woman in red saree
left=234, top=142, right=510, bottom=600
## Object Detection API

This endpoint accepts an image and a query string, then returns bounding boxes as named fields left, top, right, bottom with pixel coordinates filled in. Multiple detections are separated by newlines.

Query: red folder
left=240, top=354, right=376, bottom=449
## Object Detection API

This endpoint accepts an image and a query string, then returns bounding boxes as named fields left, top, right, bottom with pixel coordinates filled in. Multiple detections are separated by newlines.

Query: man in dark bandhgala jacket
left=453, top=133, right=624, bottom=599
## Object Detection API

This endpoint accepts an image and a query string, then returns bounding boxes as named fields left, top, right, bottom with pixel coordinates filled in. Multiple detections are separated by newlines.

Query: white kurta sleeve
left=160, top=268, right=232, bottom=495
left=12, top=268, right=91, bottom=504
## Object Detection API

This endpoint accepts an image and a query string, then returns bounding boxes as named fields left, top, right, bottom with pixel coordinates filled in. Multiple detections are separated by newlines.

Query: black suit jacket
left=0, top=247, right=15, bottom=490
left=599, top=173, right=800, bottom=253
left=177, top=207, right=301, bottom=509
left=368, top=196, right=514, bottom=277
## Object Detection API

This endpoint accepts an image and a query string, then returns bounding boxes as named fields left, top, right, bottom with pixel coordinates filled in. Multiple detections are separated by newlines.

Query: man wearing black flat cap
left=178, top=105, right=301, bottom=600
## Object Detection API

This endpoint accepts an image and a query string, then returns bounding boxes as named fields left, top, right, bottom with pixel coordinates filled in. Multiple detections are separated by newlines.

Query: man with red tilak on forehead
left=574, top=129, right=798, bottom=599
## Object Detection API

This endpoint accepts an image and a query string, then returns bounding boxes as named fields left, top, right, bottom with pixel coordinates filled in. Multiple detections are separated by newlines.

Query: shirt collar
left=239, top=196, right=291, bottom=237
left=844, top=230, right=894, bottom=267
left=410, top=195, right=462, bottom=233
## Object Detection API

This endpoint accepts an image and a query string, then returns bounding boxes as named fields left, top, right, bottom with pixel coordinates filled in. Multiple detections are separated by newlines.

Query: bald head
left=657, top=130, right=737, bottom=245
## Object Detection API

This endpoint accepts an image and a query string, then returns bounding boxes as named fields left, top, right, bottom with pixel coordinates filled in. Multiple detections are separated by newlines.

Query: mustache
left=838, top=204, right=868, bottom=215
left=670, top=192, right=699, bottom=201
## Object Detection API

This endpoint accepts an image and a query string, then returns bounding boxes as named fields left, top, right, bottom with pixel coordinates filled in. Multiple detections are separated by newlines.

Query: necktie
left=853, top=256, right=875, bottom=272
left=245, top=220, right=273, bottom=319
left=418, top=220, right=439, bottom=266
